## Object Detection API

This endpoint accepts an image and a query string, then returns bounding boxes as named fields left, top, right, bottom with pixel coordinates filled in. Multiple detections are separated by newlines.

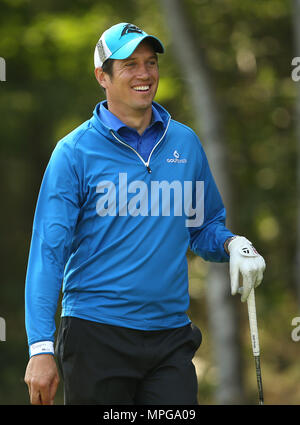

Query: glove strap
left=224, top=236, right=238, bottom=254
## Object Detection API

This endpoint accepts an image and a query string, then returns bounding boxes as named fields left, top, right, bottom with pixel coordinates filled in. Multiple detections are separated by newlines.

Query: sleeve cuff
left=29, top=341, right=54, bottom=357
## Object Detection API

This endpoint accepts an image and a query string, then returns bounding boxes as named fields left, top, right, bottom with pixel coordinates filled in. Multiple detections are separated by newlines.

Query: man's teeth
left=133, top=86, right=149, bottom=91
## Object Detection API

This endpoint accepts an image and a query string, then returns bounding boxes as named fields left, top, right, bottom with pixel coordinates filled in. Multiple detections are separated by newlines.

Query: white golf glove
left=227, top=236, right=266, bottom=302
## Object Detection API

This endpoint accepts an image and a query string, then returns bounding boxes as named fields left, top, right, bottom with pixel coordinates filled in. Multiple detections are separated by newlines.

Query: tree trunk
left=292, top=0, right=300, bottom=308
left=160, top=0, right=245, bottom=404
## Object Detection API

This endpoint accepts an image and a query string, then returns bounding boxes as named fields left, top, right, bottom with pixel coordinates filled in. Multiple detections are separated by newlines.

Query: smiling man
left=95, top=41, right=159, bottom=134
left=24, top=23, right=265, bottom=405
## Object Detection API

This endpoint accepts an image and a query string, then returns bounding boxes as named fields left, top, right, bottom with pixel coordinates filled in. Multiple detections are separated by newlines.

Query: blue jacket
left=25, top=101, right=234, bottom=349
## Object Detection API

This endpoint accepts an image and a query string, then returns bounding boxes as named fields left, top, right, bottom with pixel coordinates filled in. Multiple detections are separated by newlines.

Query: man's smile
left=132, top=84, right=151, bottom=92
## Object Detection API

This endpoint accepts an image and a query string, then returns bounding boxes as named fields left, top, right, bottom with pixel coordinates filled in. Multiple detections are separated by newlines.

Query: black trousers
left=55, top=316, right=202, bottom=405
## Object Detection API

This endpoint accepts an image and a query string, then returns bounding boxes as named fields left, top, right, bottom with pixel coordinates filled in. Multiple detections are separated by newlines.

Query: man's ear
left=94, top=67, right=109, bottom=90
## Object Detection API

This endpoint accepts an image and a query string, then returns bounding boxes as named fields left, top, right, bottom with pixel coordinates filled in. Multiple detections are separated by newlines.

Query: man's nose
left=136, top=63, right=150, bottom=79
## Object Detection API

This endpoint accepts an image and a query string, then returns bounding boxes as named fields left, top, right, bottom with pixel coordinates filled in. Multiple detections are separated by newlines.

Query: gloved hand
left=227, top=236, right=266, bottom=302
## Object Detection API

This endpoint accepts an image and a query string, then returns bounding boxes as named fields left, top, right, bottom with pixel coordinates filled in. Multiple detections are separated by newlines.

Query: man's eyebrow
left=123, top=54, right=158, bottom=62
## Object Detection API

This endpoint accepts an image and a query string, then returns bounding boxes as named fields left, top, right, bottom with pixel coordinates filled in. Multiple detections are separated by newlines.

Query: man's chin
left=131, top=90, right=156, bottom=107
left=131, top=101, right=153, bottom=113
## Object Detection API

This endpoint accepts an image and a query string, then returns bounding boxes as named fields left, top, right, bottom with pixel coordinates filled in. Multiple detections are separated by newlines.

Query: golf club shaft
left=247, top=288, right=264, bottom=405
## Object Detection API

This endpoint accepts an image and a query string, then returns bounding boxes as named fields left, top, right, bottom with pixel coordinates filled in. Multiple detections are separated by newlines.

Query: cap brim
left=110, top=35, right=164, bottom=61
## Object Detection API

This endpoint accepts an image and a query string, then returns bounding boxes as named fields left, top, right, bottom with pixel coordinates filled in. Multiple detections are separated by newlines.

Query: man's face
left=100, top=41, right=159, bottom=116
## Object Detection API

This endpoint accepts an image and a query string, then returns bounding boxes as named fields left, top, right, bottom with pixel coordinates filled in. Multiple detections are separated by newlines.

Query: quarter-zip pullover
left=99, top=101, right=164, bottom=162
left=25, top=101, right=234, bottom=354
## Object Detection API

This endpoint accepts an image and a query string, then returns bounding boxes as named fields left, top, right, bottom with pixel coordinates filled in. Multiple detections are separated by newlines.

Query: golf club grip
left=247, top=289, right=260, bottom=356
left=254, top=355, right=264, bottom=404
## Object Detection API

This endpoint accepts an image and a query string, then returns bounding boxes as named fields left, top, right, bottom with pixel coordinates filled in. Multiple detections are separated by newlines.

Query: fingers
left=237, top=255, right=265, bottom=302
left=254, top=257, right=266, bottom=288
left=39, top=380, right=53, bottom=405
left=27, top=375, right=59, bottom=405
left=240, top=261, right=263, bottom=302
left=229, top=260, right=240, bottom=296
left=26, top=379, right=49, bottom=405
left=49, top=375, right=60, bottom=405
left=241, top=273, right=254, bottom=302
left=25, top=378, right=41, bottom=405
left=30, top=387, right=43, bottom=405
left=24, top=354, right=60, bottom=405
left=255, top=269, right=264, bottom=289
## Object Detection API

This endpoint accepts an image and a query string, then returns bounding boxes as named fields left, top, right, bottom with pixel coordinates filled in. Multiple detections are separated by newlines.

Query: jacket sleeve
left=25, top=139, right=81, bottom=350
left=188, top=141, right=235, bottom=262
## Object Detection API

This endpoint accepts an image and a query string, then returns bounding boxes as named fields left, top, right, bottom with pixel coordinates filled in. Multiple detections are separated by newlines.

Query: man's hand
left=24, top=354, right=60, bottom=405
left=227, top=236, right=266, bottom=302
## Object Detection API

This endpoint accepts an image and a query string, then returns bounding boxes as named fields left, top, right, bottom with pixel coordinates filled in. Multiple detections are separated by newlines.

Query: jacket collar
left=90, top=100, right=171, bottom=139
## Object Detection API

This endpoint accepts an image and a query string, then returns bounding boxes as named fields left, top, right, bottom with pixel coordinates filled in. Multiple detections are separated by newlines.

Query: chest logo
left=166, top=150, right=187, bottom=164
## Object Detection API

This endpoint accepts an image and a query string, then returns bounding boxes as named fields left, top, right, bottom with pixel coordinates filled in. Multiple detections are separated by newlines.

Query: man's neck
left=107, top=103, right=152, bottom=135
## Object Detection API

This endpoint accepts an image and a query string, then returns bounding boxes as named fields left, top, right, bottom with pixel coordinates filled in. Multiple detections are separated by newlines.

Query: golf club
left=246, top=288, right=264, bottom=405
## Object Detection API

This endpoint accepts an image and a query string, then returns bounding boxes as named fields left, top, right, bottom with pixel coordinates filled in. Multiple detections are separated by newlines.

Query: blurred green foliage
left=0, top=0, right=298, bottom=404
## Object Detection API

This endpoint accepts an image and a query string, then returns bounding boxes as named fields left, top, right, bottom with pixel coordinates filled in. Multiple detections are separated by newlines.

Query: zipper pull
left=146, top=165, right=152, bottom=174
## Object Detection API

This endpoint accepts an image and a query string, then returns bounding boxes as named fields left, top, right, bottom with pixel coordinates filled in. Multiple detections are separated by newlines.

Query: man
left=24, top=23, right=265, bottom=405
